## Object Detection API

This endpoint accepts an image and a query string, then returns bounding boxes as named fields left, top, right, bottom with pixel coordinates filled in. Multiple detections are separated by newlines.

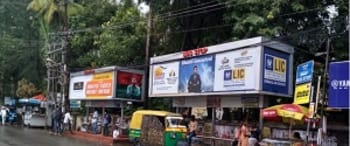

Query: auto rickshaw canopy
left=129, top=110, right=182, bottom=129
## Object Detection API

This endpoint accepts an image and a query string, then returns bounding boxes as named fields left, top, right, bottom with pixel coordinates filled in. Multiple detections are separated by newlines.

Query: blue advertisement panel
left=263, top=47, right=290, bottom=95
left=179, top=55, right=215, bottom=93
left=295, top=60, right=314, bottom=85
left=328, top=61, right=349, bottom=108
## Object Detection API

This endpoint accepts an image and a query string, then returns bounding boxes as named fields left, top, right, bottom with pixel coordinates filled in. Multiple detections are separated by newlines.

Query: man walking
left=63, top=110, right=73, bottom=134
left=1, top=106, right=7, bottom=126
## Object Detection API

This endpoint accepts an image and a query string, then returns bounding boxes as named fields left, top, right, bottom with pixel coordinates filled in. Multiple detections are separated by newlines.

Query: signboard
left=151, top=62, right=179, bottom=94
left=263, top=47, right=290, bottom=95
left=179, top=55, right=215, bottom=93
left=295, top=60, right=314, bottom=84
left=328, top=61, right=349, bottom=108
left=241, top=96, right=259, bottom=108
left=293, top=83, right=311, bottom=104
left=85, top=72, right=114, bottom=98
left=70, top=100, right=81, bottom=109
left=214, top=47, right=259, bottom=91
left=69, top=71, right=115, bottom=100
left=116, top=71, right=143, bottom=100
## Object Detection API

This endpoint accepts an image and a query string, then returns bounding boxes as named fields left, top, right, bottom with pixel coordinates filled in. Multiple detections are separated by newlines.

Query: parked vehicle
left=129, top=110, right=187, bottom=146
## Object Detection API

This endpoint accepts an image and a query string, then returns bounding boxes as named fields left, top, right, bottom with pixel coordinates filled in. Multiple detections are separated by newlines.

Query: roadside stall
left=261, top=104, right=319, bottom=146
left=148, top=36, right=295, bottom=146
left=18, top=94, right=48, bottom=127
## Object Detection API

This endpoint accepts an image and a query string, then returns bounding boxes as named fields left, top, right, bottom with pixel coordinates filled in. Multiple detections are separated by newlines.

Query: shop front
left=148, top=36, right=294, bottom=145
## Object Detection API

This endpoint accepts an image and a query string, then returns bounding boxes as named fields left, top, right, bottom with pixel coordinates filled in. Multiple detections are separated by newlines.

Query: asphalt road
left=0, top=125, right=113, bottom=146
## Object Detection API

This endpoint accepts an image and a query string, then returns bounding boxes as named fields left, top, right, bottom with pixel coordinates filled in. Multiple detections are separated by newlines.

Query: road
left=0, top=126, right=128, bottom=146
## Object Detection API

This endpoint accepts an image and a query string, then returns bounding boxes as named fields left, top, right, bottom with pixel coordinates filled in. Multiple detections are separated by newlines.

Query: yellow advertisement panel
left=294, top=83, right=311, bottom=104
left=85, top=72, right=114, bottom=99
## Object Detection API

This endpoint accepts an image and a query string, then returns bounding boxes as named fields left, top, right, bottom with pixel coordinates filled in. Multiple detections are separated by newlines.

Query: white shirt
left=1, top=109, right=7, bottom=117
left=63, top=112, right=72, bottom=124
left=91, top=111, right=98, bottom=124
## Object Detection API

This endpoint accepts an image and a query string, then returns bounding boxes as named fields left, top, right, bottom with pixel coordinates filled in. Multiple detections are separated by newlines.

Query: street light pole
left=320, top=29, right=331, bottom=145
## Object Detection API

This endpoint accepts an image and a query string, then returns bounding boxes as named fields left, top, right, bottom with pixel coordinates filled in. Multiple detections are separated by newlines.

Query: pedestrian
left=238, top=122, right=250, bottom=146
left=63, top=110, right=73, bottom=134
left=54, top=106, right=63, bottom=136
left=103, top=112, right=111, bottom=136
left=289, top=131, right=303, bottom=146
left=187, top=115, right=198, bottom=146
left=248, top=123, right=259, bottom=146
left=91, top=109, right=98, bottom=134
left=1, top=106, right=7, bottom=126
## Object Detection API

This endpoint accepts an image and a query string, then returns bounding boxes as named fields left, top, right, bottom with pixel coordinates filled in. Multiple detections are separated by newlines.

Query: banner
left=328, top=61, right=349, bottom=108
left=85, top=72, right=114, bottom=99
left=69, top=71, right=115, bottom=100
left=151, top=62, right=179, bottom=94
left=179, top=55, right=215, bottom=93
left=293, top=83, right=311, bottom=104
left=116, top=71, right=143, bottom=100
left=263, top=47, right=290, bottom=95
left=214, top=47, right=259, bottom=91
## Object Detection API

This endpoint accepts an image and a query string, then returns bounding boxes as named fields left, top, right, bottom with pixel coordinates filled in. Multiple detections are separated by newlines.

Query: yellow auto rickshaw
left=129, top=110, right=187, bottom=146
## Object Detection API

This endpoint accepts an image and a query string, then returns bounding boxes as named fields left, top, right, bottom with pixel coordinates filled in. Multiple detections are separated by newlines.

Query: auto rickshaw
left=129, top=110, right=187, bottom=146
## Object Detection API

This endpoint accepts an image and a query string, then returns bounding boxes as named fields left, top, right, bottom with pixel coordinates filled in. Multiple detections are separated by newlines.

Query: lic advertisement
left=116, top=71, right=143, bottom=100
left=263, top=47, right=289, bottom=95
left=328, top=61, right=349, bottom=108
left=149, top=46, right=291, bottom=96
left=179, top=55, right=215, bottom=93
left=214, top=47, right=259, bottom=91
left=69, top=71, right=114, bottom=100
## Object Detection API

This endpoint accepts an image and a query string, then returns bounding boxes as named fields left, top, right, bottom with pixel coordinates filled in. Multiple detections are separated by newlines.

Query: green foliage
left=16, top=78, right=40, bottom=98
left=95, top=5, right=147, bottom=66
left=68, top=0, right=118, bottom=69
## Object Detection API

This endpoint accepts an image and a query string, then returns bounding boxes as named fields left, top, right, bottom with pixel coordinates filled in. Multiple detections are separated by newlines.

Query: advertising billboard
left=116, top=71, right=143, bottom=100
left=293, top=83, right=312, bottom=104
left=149, top=36, right=294, bottom=97
left=263, top=47, right=290, bottom=95
left=214, top=47, right=259, bottom=91
left=328, top=61, right=349, bottom=108
left=179, top=55, right=215, bottom=93
left=69, top=71, right=115, bottom=100
left=151, top=62, right=179, bottom=95
left=295, top=60, right=314, bottom=85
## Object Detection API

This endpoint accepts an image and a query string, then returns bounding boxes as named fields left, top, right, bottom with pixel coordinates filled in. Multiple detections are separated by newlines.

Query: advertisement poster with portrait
left=116, top=71, right=143, bottom=100
left=263, top=47, right=290, bottom=95
left=151, top=62, right=180, bottom=95
left=214, top=47, right=259, bottom=91
left=179, top=55, right=215, bottom=93
left=69, top=71, right=115, bottom=100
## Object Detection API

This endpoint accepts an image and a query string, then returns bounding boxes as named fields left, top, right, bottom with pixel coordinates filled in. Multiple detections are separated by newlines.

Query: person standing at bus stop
left=188, top=115, right=198, bottom=145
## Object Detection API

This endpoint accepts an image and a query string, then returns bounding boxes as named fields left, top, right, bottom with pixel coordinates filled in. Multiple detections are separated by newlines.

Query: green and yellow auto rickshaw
left=129, top=110, right=187, bottom=146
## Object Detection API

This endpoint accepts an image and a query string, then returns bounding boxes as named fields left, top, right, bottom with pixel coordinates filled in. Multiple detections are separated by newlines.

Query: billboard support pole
left=144, top=1, right=152, bottom=109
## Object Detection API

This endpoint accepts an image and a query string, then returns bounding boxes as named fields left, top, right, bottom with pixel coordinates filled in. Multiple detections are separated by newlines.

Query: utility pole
left=144, top=1, right=152, bottom=109
left=61, top=0, right=68, bottom=113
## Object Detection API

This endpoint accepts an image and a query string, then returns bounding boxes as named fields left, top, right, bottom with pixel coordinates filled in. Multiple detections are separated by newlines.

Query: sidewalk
left=64, top=131, right=129, bottom=145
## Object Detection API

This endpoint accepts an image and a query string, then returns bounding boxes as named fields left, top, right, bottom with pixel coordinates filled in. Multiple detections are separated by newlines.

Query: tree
left=0, top=0, right=44, bottom=98
left=68, top=0, right=118, bottom=70
left=16, top=78, right=39, bottom=98
left=95, top=3, right=147, bottom=66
